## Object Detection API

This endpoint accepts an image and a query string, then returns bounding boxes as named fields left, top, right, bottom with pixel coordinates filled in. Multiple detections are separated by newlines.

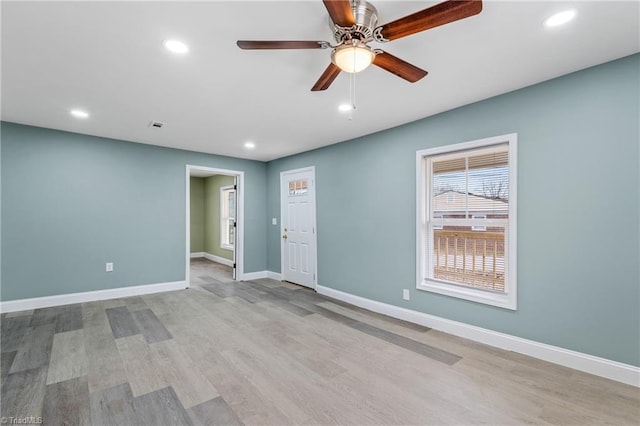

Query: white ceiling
left=2, top=1, right=638, bottom=161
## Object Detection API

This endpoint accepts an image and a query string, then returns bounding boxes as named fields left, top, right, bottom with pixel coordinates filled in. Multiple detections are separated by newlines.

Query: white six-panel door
left=280, top=167, right=317, bottom=289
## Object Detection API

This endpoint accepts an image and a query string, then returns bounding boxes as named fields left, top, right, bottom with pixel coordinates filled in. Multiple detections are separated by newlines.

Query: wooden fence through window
left=433, top=229, right=505, bottom=292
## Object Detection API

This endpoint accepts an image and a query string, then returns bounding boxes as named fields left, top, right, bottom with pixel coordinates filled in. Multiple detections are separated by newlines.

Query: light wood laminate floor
left=1, top=259, right=638, bottom=425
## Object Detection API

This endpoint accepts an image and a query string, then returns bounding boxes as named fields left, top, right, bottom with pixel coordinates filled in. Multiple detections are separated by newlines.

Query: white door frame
left=185, top=165, right=245, bottom=287
left=280, top=166, right=318, bottom=289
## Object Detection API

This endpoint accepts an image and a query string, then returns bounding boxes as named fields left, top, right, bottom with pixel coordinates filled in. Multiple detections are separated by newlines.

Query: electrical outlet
left=403, top=289, right=410, bottom=300
left=106, top=262, right=114, bottom=272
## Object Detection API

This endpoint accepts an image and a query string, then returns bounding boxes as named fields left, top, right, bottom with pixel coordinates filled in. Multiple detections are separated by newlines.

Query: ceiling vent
left=149, top=121, right=164, bottom=128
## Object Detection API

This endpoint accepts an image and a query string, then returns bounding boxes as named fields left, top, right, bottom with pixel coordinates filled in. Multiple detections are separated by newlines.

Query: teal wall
left=266, top=54, right=640, bottom=366
left=1, top=54, right=638, bottom=367
left=189, top=177, right=205, bottom=253
left=204, top=175, right=235, bottom=260
left=1, top=123, right=267, bottom=300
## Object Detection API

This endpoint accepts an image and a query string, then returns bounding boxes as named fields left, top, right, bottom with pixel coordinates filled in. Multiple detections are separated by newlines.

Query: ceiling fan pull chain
left=348, top=50, right=357, bottom=120
left=349, top=70, right=356, bottom=120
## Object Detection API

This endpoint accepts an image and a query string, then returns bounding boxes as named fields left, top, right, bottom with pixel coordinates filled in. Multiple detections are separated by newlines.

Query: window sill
left=221, top=244, right=234, bottom=251
left=417, top=279, right=517, bottom=310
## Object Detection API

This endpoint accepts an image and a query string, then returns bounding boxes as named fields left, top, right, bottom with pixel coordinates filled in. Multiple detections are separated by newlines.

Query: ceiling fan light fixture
left=331, top=41, right=375, bottom=73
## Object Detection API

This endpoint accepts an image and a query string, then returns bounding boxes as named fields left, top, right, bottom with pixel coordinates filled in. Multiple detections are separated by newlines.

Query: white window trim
left=416, top=133, right=518, bottom=310
left=220, top=185, right=236, bottom=251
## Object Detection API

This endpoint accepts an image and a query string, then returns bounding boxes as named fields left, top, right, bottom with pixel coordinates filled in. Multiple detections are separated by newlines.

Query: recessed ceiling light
left=163, top=39, right=189, bottom=54
left=338, top=104, right=354, bottom=112
left=70, top=109, right=89, bottom=119
left=244, top=141, right=255, bottom=149
left=544, top=10, right=576, bottom=27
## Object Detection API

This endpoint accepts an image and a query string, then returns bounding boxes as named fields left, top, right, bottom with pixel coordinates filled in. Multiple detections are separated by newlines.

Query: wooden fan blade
left=311, top=63, right=341, bottom=91
left=376, top=0, right=482, bottom=41
left=237, top=40, right=327, bottom=50
left=322, top=0, right=355, bottom=27
left=373, top=51, right=428, bottom=83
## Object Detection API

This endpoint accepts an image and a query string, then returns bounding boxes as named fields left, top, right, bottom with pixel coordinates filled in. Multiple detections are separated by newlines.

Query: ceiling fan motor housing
left=331, top=0, right=379, bottom=43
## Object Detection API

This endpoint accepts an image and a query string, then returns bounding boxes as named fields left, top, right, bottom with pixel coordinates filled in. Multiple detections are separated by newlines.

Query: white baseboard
left=190, top=252, right=234, bottom=267
left=0, top=281, right=187, bottom=313
left=202, top=252, right=234, bottom=267
left=242, top=271, right=268, bottom=281
left=266, top=271, right=282, bottom=281
left=316, top=285, right=640, bottom=387
left=242, top=271, right=281, bottom=281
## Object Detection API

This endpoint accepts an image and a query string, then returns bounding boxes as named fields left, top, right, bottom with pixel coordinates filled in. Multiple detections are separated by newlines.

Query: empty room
left=1, top=1, right=639, bottom=425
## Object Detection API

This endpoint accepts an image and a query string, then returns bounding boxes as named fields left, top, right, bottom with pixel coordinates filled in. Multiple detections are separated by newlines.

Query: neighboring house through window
left=471, top=215, right=487, bottom=231
left=416, top=134, right=517, bottom=310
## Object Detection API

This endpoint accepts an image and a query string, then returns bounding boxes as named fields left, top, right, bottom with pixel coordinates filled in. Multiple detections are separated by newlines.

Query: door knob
left=282, top=234, right=288, bottom=240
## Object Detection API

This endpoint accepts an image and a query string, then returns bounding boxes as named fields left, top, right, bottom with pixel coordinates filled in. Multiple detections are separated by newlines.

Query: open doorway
left=185, top=165, right=244, bottom=288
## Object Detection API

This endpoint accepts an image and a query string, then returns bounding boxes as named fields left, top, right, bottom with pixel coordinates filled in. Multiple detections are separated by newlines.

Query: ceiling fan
left=237, top=0, right=483, bottom=91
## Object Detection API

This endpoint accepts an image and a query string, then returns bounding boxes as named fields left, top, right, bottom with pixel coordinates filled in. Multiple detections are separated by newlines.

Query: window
left=220, top=185, right=236, bottom=250
left=416, top=134, right=517, bottom=310
left=288, top=179, right=308, bottom=196
left=433, top=214, right=443, bottom=230
left=471, top=215, right=487, bottom=231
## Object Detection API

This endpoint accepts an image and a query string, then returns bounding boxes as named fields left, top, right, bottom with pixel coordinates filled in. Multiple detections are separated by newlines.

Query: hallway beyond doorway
left=190, top=258, right=233, bottom=288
